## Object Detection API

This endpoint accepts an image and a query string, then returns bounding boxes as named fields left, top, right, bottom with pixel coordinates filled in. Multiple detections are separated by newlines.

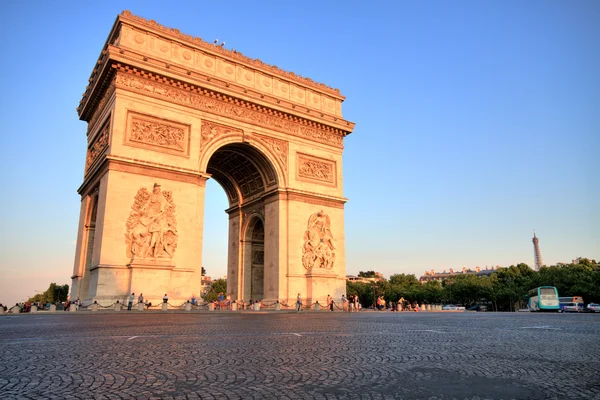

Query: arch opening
left=206, top=143, right=278, bottom=207
left=204, top=143, right=277, bottom=302
left=244, top=217, right=264, bottom=301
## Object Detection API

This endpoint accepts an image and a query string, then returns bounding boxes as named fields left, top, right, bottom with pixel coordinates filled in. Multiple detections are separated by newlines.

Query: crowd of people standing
left=2, top=293, right=423, bottom=313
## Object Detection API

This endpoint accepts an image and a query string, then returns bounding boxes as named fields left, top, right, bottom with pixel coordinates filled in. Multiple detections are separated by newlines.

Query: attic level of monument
left=78, top=11, right=354, bottom=134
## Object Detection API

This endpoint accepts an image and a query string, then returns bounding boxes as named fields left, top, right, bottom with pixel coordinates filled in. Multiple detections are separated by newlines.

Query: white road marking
left=127, top=336, right=140, bottom=340
left=406, top=330, right=446, bottom=334
left=292, top=333, right=302, bottom=337
left=519, top=326, right=560, bottom=330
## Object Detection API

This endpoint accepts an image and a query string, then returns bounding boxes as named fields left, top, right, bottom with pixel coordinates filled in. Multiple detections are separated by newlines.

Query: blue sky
left=0, top=1, right=598, bottom=306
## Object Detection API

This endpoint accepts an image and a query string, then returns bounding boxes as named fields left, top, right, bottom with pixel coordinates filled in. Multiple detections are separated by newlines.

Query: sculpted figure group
left=126, top=183, right=178, bottom=259
left=302, top=210, right=335, bottom=270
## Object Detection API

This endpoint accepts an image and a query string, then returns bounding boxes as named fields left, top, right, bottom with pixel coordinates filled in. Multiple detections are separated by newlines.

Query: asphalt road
left=1, top=311, right=599, bottom=399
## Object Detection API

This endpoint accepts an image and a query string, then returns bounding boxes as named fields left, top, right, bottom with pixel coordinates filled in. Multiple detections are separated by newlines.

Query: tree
left=358, top=271, right=377, bottom=278
left=389, top=273, right=419, bottom=286
left=203, top=279, right=227, bottom=302
left=201, top=266, right=206, bottom=276
left=27, top=283, right=69, bottom=304
left=346, top=281, right=371, bottom=307
left=538, top=261, right=600, bottom=304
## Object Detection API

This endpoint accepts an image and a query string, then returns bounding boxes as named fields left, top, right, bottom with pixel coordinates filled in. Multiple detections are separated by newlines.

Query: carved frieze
left=125, top=112, right=190, bottom=156
left=88, top=81, right=115, bottom=133
left=302, top=210, right=335, bottom=271
left=85, top=121, right=110, bottom=173
left=253, top=134, right=288, bottom=172
left=297, top=153, right=336, bottom=186
left=115, top=72, right=344, bottom=148
left=200, top=120, right=241, bottom=152
left=125, top=183, right=178, bottom=260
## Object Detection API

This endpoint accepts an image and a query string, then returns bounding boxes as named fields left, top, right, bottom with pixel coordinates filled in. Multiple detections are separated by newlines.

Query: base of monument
left=128, top=258, right=176, bottom=270
left=305, top=268, right=341, bottom=305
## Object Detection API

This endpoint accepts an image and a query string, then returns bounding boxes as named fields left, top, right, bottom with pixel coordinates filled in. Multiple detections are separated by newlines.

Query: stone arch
left=241, top=216, right=265, bottom=301
left=199, top=133, right=287, bottom=191
left=242, top=212, right=265, bottom=238
left=78, top=190, right=99, bottom=301
left=71, top=13, right=353, bottom=307
left=203, top=140, right=280, bottom=301
left=205, top=143, right=279, bottom=206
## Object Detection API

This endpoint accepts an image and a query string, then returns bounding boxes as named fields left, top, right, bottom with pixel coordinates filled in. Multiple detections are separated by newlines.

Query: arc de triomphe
left=71, top=11, right=355, bottom=306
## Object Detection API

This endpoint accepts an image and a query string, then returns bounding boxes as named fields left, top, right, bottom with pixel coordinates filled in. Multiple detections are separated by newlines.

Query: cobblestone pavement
left=1, top=312, right=599, bottom=400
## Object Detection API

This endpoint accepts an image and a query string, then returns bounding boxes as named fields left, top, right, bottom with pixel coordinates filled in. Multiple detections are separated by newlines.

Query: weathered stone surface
left=71, top=13, right=354, bottom=308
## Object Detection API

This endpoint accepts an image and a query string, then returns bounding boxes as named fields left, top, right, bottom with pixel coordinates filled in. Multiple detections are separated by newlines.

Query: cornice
left=118, top=11, right=342, bottom=97
left=80, top=49, right=355, bottom=135
left=77, top=154, right=210, bottom=196
left=224, top=187, right=347, bottom=213
left=111, top=64, right=349, bottom=147
left=108, top=45, right=352, bottom=130
left=78, top=12, right=355, bottom=131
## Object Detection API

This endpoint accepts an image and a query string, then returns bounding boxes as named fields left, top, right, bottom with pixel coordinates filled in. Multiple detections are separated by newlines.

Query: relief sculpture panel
left=125, top=112, right=190, bottom=156
left=85, top=121, right=110, bottom=173
left=125, top=183, right=178, bottom=259
left=253, top=134, right=288, bottom=172
left=297, top=153, right=336, bottom=186
left=200, top=120, right=242, bottom=153
left=302, top=210, right=335, bottom=271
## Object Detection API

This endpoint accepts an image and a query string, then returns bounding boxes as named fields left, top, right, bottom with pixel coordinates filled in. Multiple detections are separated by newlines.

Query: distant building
left=419, top=266, right=497, bottom=283
left=346, top=272, right=386, bottom=284
left=200, top=275, right=213, bottom=296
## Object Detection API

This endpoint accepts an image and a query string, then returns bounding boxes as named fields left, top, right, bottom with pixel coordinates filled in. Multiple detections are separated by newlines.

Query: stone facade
left=71, top=11, right=354, bottom=307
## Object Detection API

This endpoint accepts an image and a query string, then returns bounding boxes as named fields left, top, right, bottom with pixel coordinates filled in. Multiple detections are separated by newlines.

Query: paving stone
left=0, top=313, right=598, bottom=399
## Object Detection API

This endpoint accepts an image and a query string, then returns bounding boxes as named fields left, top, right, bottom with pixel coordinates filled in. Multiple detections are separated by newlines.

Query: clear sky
left=0, top=1, right=598, bottom=306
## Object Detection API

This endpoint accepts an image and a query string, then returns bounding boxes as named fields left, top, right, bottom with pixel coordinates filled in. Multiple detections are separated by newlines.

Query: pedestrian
left=341, top=295, right=348, bottom=312
left=128, top=293, right=135, bottom=311
left=163, top=293, right=168, bottom=303
left=353, top=295, right=359, bottom=312
left=191, top=294, right=196, bottom=305
left=327, top=294, right=334, bottom=311
left=296, top=293, right=302, bottom=312
left=138, top=293, right=144, bottom=305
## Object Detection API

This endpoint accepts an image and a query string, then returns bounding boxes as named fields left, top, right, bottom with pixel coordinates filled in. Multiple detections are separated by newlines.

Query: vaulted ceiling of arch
left=207, top=144, right=277, bottom=206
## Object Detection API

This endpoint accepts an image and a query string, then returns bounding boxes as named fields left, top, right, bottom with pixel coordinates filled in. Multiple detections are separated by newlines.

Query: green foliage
left=357, top=271, right=377, bottom=278
left=27, top=283, right=69, bottom=304
left=203, top=279, right=227, bottom=302
left=389, top=273, right=419, bottom=286
left=537, top=260, right=600, bottom=304
left=346, top=258, right=599, bottom=310
left=346, top=280, right=371, bottom=307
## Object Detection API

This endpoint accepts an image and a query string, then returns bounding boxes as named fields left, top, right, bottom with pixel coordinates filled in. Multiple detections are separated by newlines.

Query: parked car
left=467, top=305, right=488, bottom=312
left=562, top=302, right=583, bottom=313
left=586, top=303, right=600, bottom=313
left=442, top=304, right=465, bottom=311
